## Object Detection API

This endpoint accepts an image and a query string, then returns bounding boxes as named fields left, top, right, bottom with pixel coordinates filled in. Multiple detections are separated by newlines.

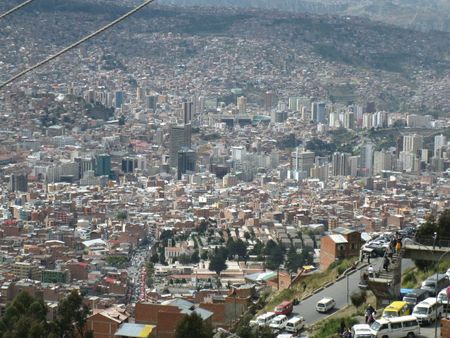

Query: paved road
left=292, top=258, right=414, bottom=325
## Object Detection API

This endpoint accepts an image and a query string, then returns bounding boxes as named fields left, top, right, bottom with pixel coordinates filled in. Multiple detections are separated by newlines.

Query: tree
left=208, top=247, right=228, bottom=275
left=116, top=210, right=127, bottom=221
left=226, top=238, right=247, bottom=261
left=174, top=313, right=212, bottom=338
left=191, top=250, right=200, bottom=264
left=286, top=248, right=304, bottom=273
left=198, top=220, right=208, bottom=234
left=264, top=240, right=285, bottom=270
left=54, top=290, right=92, bottom=338
left=350, top=290, right=367, bottom=308
left=256, top=325, right=276, bottom=338
left=0, top=291, right=52, bottom=338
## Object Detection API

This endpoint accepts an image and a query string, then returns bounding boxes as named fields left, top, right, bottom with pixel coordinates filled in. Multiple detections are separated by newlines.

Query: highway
left=291, top=258, right=414, bottom=326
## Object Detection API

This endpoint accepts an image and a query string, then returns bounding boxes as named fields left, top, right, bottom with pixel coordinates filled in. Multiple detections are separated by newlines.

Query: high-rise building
left=434, top=134, right=447, bottom=157
left=114, top=91, right=123, bottom=108
left=343, top=111, right=355, bottom=130
left=373, top=150, right=393, bottom=174
left=146, top=95, right=157, bottom=111
left=9, top=173, right=28, bottom=192
left=360, top=143, right=374, bottom=177
left=95, top=154, right=111, bottom=177
left=136, top=87, right=146, bottom=103
left=177, top=148, right=196, bottom=180
left=332, top=152, right=350, bottom=176
left=237, top=96, right=247, bottom=114
left=403, top=134, right=423, bottom=155
left=311, top=102, right=326, bottom=123
left=264, top=91, right=273, bottom=112
left=183, top=101, right=193, bottom=124
left=169, top=124, right=192, bottom=167
left=122, top=157, right=137, bottom=173
left=292, top=150, right=315, bottom=178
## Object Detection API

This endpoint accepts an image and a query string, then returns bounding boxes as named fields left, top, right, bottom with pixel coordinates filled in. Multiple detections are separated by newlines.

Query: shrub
left=350, top=290, right=367, bottom=308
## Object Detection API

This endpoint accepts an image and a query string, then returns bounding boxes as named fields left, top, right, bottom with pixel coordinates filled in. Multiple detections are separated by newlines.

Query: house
left=135, top=298, right=212, bottom=338
left=319, top=228, right=361, bottom=270
left=86, top=307, right=129, bottom=338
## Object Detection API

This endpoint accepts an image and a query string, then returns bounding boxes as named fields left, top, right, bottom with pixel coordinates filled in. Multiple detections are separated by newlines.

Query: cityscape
left=0, top=1, right=449, bottom=338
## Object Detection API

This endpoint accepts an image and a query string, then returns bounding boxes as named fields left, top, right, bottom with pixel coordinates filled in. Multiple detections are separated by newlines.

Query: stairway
left=366, top=249, right=404, bottom=308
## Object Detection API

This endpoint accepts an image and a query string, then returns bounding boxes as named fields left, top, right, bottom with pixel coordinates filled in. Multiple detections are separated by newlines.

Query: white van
left=437, top=288, right=449, bottom=307
left=412, top=297, right=443, bottom=325
left=285, top=316, right=305, bottom=333
left=351, top=324, right=374, bottom=338
left=251, top=312, right=276, bottom=327
left=370, top=315, right=420, bottom=338
left=316, top=297, right=336, bottom=313
left=269, top=314, right=288, bottom=331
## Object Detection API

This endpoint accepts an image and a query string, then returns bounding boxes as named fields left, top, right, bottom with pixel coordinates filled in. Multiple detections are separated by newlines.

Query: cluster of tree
left=0, top=290, right=92, bottom=338
left=174, top=313, right=212, bottom=338
left=105, top=255, right=129, bottom=269
left=277, top=133, right=302, bottom=150
left=414, top=210, right=450, bottom=271
left=178, top=251, right=200, bottom=265
left=416, top=210, right=450, bottom=240
left=305, top=138, right=337, bottom=157
left=263, top=239, right=286, bottom=270
left=286, top=246, right=314, bottom=273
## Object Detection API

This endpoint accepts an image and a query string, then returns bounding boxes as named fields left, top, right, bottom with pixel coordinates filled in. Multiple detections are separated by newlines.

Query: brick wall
left=320, top=236, right=337, bottom=270
left=441, top=318, right=450, bottom=338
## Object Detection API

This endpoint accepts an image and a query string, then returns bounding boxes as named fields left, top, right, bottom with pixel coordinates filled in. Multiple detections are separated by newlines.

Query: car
left=316, top=297, right=336, bottom=313
left=269, top=314, right=288, bottom=332
left=446, top=268, right=450, bottom=278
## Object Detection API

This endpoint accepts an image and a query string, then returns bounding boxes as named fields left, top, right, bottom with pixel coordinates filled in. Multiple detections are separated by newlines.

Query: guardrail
left=413, top=236, right=450, bottom=248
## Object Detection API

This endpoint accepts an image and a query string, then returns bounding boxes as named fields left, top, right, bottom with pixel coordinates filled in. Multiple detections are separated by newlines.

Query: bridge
left=364, top=237, right=450, bottom=308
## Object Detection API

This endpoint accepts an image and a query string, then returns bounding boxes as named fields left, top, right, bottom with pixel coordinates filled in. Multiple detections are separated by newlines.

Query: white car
left=269, top=314, right=288, bottom=331
left=351, top=324, right=374, bottom=338
left=316, top=297, right=336, bottom=313
left=446, top=268, right=450, bottom=278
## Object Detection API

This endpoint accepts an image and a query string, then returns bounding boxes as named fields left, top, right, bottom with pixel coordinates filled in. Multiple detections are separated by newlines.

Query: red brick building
left=320, top=227, right=361, bottom=270
left=135, top=299, right=212, bottom=338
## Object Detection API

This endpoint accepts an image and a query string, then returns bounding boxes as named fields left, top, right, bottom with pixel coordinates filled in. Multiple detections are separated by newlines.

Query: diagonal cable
left=0, top=0, right=34, bottom=20
left=0, top=0, right=155, bottom=90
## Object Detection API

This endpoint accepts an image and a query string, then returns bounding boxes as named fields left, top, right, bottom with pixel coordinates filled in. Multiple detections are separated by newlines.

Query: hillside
left=1, top=1, right=450, bottom=114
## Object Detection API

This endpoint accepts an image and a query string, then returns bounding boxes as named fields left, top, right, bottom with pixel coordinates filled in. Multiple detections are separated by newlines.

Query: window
left=339, top=245, right=345, bottom=251
left=380, top=324, right=389, bottom=331
left=391, top=322, right=402, bottom=330
left=404, top=320, right=418, bottom=328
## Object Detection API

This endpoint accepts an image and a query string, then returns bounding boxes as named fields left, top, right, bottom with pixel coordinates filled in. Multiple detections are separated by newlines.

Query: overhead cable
left=0, top=0, right=34, bottom=20
left=0, top=0, right=155, bottom=90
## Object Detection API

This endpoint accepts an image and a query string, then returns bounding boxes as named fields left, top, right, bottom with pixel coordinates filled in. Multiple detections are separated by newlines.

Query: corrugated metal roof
left=114, top=323, right=154, bottom=337
left=329, top=234, right=348, bottom=244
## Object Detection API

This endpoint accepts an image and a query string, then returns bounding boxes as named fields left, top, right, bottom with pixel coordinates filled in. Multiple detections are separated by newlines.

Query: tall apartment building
left=403, top=134, right=423, bottom=155
left=169, top=124, right=192, bottom=167
left=332, top=152, right=351, bottom=176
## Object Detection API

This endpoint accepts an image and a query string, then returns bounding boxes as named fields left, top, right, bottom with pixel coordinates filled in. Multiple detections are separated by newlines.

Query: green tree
left=116, top=210, right=127, bottom=221
left=0, top=291, right=52, bottom=338
left=174, top=313, right=212, bottom=338
left=226, top=238, right=247, bottom=261
left=286, top=248, right=304, bottom=272
left=264, top=240, right=285, bottom=270
left=191, top=250, right=200, bottom=264
left=208, top=247, right=228, bottom=275
left=54, top=290, right=92, bottom=338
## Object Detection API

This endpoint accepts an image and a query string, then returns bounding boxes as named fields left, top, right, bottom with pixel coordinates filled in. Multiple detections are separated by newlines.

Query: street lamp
left=435, top=250, right=450, bottom=338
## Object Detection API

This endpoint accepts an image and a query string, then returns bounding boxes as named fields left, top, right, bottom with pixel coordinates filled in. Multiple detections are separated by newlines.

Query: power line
left=0, top=0, right=155, bottom=90
left=0, top=0, right=34, bottom=20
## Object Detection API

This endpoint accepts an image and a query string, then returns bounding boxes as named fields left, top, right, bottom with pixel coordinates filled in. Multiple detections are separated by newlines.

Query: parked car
left=269, top=314, right=288, bottom=332
left=351, top=324, right=375, bottom=338
left=274, top=300, right=293, bottom=316
left=250, top=312, right=276, bottom=327
left=285, top=316, right=305, bottom=333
